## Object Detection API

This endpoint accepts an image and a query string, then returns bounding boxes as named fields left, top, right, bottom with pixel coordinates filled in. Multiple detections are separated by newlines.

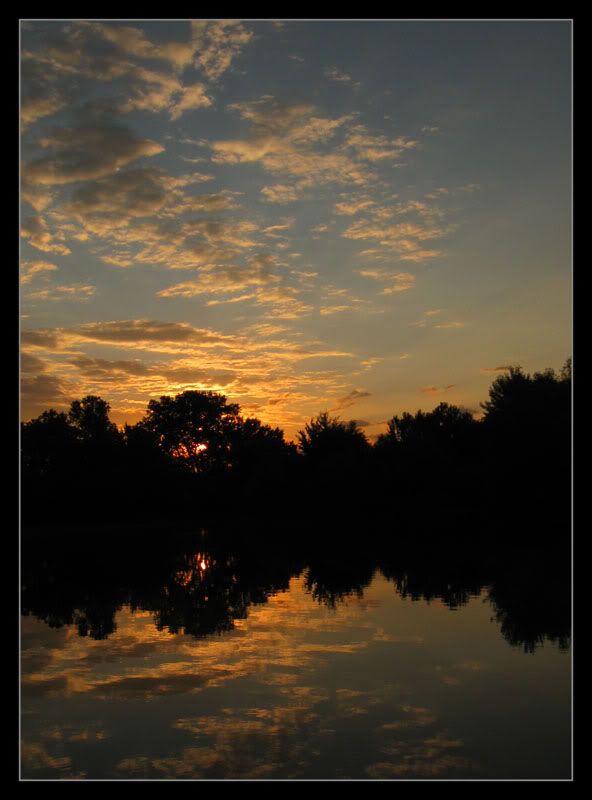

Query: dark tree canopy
left=375, top=402, right=476, bottom=452
left=297, top=412, right=370, bottom=461
left=21, top=409, right=77, bottom=477
left=22, top=408, right=72, bottom=441
left=231, top=416, right=295, bottom=463
left=21, top=361, right=571, bottom=526
left=481, top=363, right=571, bottom=431
left=479, top=362, right=571, bottom=468
left=138, top=391, right=242, bottom=474
left=479, top=361, right=571, bottom=509
left=68, top=395, right=120, bottom=445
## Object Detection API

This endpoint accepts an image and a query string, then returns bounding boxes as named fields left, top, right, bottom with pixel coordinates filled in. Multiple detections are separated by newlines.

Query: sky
left=20, top=19, right=572, bottom=441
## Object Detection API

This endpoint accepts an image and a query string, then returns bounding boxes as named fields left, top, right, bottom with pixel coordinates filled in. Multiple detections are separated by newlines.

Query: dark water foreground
left=20, top=517, right=571, bottom=780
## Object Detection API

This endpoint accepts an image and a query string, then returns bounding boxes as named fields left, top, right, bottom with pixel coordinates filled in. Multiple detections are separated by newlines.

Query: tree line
left=21, top=360, right=571, bottom=528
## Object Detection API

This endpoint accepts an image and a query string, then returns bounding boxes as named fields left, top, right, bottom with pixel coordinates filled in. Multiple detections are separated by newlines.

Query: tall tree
left=297, top=412, right=370, bottom=463
left=68, top=395, right=120, bottom=445
left=480, top=361, right=571, bottom=513
left=21, top=409, right=77, bottom=478
left=139, top=391, right=241, bottom=474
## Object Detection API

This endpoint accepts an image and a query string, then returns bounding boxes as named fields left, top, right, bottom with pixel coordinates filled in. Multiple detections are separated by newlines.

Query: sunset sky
left=20, top=19, right=572, bottom=440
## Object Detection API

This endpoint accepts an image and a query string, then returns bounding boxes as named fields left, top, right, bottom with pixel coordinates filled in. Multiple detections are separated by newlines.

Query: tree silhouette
left=68, top=395, right=121, bottom=445
left=21, top=409, right=77, bottom=478
left=480, top=361, right=571, bottom=515
left=139, top=391, right=241, bottom=475
left=295, top=412, right=372, bottom=507
left=297, top=411, right=370, bottom=461
left=376, top=402, right=476, bottom=452
left=228, top=416, right=296, bottom=497
left=20, top=361, right=571, bottom=526
left=232, top=416, right=293, bottom=461
left=374, top=402, right=481, bottom=505
left=481, top=363, right=570, bottom=433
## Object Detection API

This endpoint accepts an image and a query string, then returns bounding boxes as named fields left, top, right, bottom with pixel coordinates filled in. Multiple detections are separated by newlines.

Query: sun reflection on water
left=174, top=552, right=214, bottom=587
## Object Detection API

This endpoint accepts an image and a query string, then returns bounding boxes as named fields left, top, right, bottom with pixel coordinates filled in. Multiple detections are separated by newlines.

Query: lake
left=20, top=524, right=571, bottom=780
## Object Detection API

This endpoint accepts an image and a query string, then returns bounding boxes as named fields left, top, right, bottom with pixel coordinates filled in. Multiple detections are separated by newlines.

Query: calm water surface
left=21, top=529, right=571, bottom=780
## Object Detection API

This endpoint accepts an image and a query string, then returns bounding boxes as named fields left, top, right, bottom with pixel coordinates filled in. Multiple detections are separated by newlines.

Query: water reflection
left=21, top=521, right=571, bottom=779
left=22, top=524, right=571, bottom=653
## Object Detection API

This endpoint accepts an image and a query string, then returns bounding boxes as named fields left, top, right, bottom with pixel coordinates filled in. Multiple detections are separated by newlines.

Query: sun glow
left=171, top=442, right=208, bottom=460
left=174, top=552, right=213, bottom=587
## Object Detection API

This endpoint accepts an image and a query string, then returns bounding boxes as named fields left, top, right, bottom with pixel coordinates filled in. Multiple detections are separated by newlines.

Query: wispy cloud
left=325, top=66, right=355, bottom=83
left=480, top=365, right=512, bottom=373
left=20, top=260, right=58, bottom=285
left=411, top=310, right=466, bottom=330
left=433, top=321, right=467, bottom=329
left=358, top=269, right=416, bottom=294
left=420, top=384, right=456, bottom=395
left=24, top=122, right=164, bottom=186
left=25, top=284, right=96, bottom=302
left=191, top=20, right=253, bottom=82
left=342, top=125, right=418, bottom=162
left=260, top=184, right=300, bottom=204
left=208, top=97, right=370, bottom=189
left=21, top=216, right=71, bottom=255
left=157, top=256, right=281, bottom=298
left=332, top=389, right=371, bottom=410
left=343, top=215, right=450, bottom=262
left=334, top=196, right=375, bottom=216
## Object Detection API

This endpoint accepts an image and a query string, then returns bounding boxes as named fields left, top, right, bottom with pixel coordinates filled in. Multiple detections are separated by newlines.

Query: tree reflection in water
left=21, top=518, right=571, bottom=654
